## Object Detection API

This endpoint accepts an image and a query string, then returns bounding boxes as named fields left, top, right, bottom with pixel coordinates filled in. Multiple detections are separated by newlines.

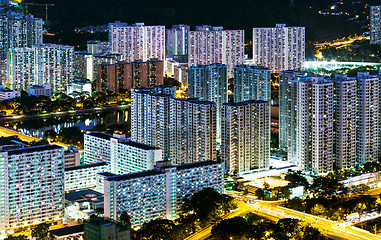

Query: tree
left=255, top=188, right=265, bottom=200
left=277, top=218, right=301, bottom=237
left=95, top=207, right=104, bottom=216
left=120, top=211, right=131, bottom=226
left=5, top=236, right=29, bottom=240
left=353, top=184, right=370, bottom=195
left=310, top=204, right=327, bottom=216
left=285, top=170, right=309, bottom=187
left=31, top=223, right=50, bottom=240
left=134, top=219, right=177, bottom=240
left=180, top=188, right=236, bottom=223
left=211, top=217, right=247, bottom=240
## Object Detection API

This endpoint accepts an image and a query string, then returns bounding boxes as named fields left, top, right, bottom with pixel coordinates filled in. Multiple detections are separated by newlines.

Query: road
left=185, top=199, right=381, bottom=240
left=0, top=126, right=71, bottom=149
left=0, top=104, right=130, bottom=122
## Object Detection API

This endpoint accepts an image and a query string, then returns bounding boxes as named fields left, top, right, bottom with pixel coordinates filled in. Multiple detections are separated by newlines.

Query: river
left=0, top=107, right=130, bottom=139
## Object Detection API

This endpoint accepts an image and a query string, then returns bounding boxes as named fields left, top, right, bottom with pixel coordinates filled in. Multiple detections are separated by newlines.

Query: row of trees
left=0, top=90, right=130, bottom=116
left=132, top=188, right=237, bottom=240
left=5, top=223, right=50, bottom=240
left=211, top=217, right=326, bottom=240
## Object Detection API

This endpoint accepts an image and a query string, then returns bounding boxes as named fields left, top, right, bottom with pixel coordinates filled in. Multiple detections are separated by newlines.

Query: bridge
left=304, top=60, right=381, bottom=71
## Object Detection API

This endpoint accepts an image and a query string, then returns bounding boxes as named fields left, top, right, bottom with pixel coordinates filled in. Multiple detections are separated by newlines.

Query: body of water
left=0, top=109, right=130, bottom=139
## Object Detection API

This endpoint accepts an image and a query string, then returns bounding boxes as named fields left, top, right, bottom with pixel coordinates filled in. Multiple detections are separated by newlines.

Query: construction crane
left=19, top=2, right=55, bottom=22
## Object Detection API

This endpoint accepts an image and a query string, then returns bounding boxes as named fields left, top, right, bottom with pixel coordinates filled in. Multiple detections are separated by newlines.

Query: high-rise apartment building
left=131, top=86, right=176, bottom=159
left=87, top=40, right=112, bottom=55
left=7, top=44, right=74, bottom=92
left=84, top=132, right=163, bottom=174
left=97, top=59, right=164, bottom=92
left=234, top=65, right=271, bottom=102
left=279, top=71, right=314, bottom=161
left=371, top=5, right=381, bottom=45
left=253, top=24, right=305, bottom=73
left=169, top=98, right=217, bottom=164
left=332, top=74, right=357, bottom=170
left=0, top=11, right=43, bottom=58
left=357, top=72, right=379, bottom=165
left=298, top=77, right=334, bottom=175
left=188, top=63, right=228, bottom=137
left=103, top=160, right=224, bottom=227
left=0, top=140, right=64, bottom=232
left=188, top=26, right=244, bottom=77
left=221, top=100, right=270, bottom=173
left=109, top=22, right=165, bottom=62
left=166, top=24, right=190, bottom=62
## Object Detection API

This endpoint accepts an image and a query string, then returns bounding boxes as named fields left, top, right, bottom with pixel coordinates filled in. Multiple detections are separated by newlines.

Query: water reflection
left=1, top=110, right=130, bottom=139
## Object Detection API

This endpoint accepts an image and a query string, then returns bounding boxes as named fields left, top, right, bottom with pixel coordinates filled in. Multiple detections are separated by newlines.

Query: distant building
left=188, top=63, right=228, bottom=137
left=67, top=78, right=92, bottom=98
left=64, top=162, right=109, bottom=192
left=84, top=132, right=163, bottom=174
left=103, top=160, right=224, bottom=227
left=87, top=40, right=111, bottom=55
left=7, top=44, right=74, bottom=92
left=97, top=58, right=164, bottom=92
left=109, top=22, right=165, bottom=62
left=234, top=65, right=271, bottom=102
left=64, top=146, right=81, bottom=167
left=84, top=218, right=131, bottom=240
left=166, top=24, right=190, bottom=62
left=28, top=84, right=51, bottom=97
left=0, top=85, right=19, bottom=100
left=0, top=141, right=64, bottom=232
left=169, top=98, right=217, bottom=164
left=371, top=5, right=381, bottom=45
left=253, top=24, right=305, bottom=73
left=0, top=10, right=43, bottom=58
left=74, top=52, right=119, bottom=81
left=166, top=59, right=188, bottom=86
left=188, top=25, right=244, bottom=77
left=221, top=100, right=270, bottom=173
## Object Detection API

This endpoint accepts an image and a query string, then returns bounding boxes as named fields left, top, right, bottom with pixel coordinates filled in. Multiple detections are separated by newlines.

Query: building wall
left=371, top=6, right=381, bottom=45
left=0, top=145, right=64, bottom=231
left=64, top=163, right=109, bottom=192
left=253, top=24, right=305, bottom=73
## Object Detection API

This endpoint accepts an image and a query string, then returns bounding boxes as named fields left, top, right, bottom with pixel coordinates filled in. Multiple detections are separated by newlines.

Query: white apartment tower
left=234, top=65, right=271, bottom=102
left=253, top=24, right=305, bottom=73
left=221, top=100, right=270, bottom=173
left=131, top=86, right=176, bottom=159
left=188, top=25, right=244, bottom=77
left=333, top=75, right=357, bottom=170
left=109, top=22, right=165, bottom=62
left=7, top=44, right=74, bottom=92
left=371, top=5, right=381, bottom=45
left=188, top=63, right=228, bottom=137
left=0, top=142, right=64, bottom=232
left=169, top=98, right=217, bottom=164
left=356, top=72, right=379, bottom=165
left=166, top=24, right=190, bottom=61
left=298, top=78, right=334, bottom=174
left=279, top=71, right=315, bottom=162
left=0, top=11, right=43, bottom=58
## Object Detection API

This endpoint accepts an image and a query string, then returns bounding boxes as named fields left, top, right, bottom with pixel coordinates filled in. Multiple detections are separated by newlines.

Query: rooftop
left=106, top=170, right=161, bottom=182
left=87, top=132, right=112, bottom=141
left=6, top=144, right=63, bottom=156
left=65, top=189, right=103, bottom=202
left=65, top=162, right=108, bottom=172
left=50, top=225, right=84, bottom=237
left=176, top=160, right=222, bottom=170
left=120, top=139, right=160, bottom=150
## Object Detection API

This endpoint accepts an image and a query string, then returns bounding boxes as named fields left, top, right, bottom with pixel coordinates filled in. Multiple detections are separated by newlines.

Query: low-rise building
left=28, top=84, right=51, bottom=97
left=67, top=79, right=92, bottom=98
left=64, top=146, right=81, bottom=167
left=0, top=85, right=20, bottom=100
left=103, top=160, right=224, bottom=226
left=84, top=218, right=131, bottom=240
